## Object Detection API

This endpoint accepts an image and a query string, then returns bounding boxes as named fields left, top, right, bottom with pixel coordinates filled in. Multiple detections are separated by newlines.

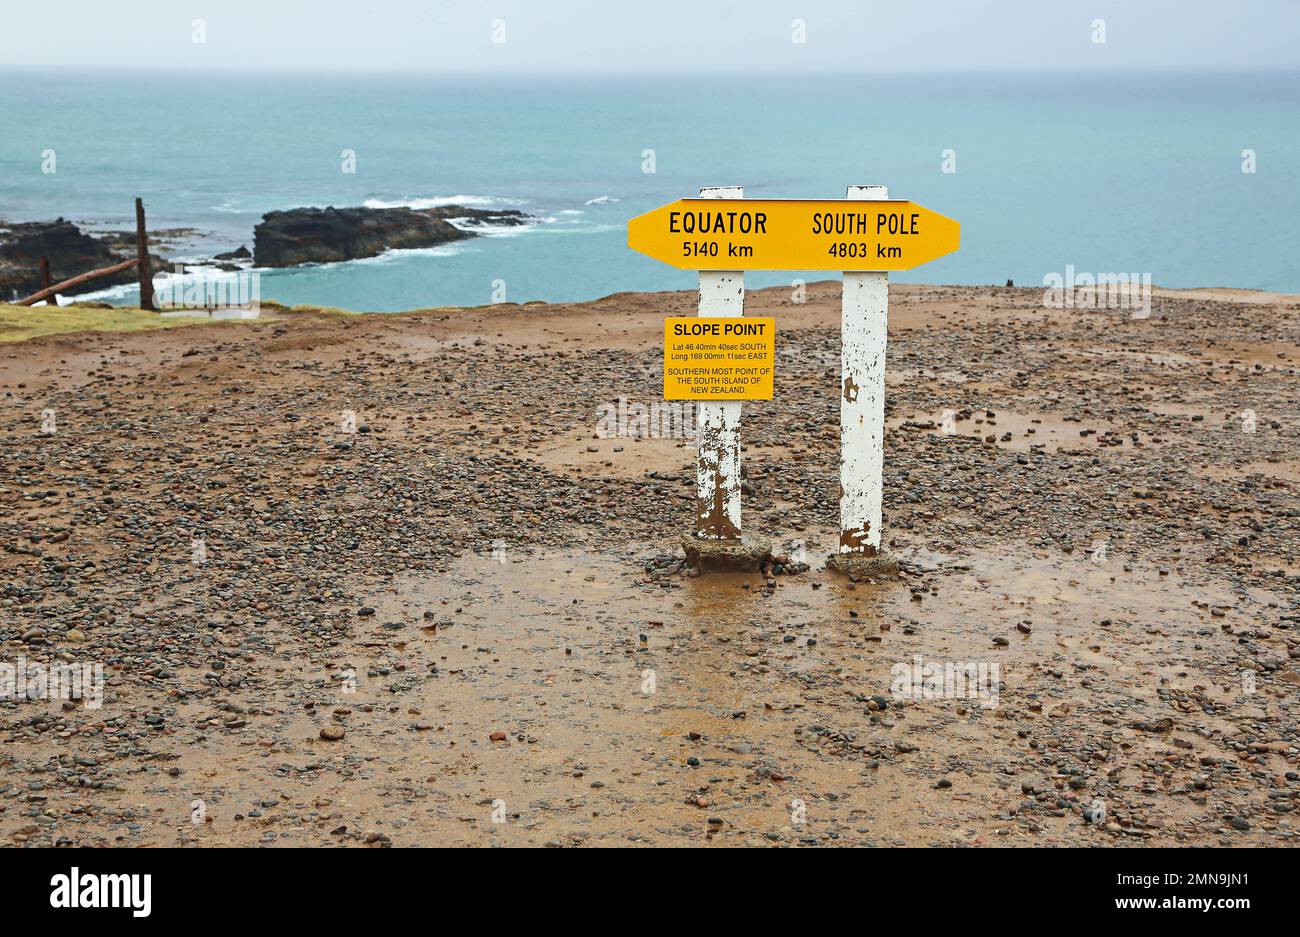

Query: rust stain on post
left=695, top=466, right=741, bottom=540
left=843, top=375, right=859, bottom=403
left=839, top=524, right=877, bottom=554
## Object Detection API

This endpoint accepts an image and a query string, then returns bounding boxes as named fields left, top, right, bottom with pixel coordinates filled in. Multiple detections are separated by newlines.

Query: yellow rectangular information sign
left=664, top=316, right=775, bottom=401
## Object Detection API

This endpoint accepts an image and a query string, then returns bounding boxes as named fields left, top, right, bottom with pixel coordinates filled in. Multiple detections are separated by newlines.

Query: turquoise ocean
left=2, top=68, right=1298, bottom=309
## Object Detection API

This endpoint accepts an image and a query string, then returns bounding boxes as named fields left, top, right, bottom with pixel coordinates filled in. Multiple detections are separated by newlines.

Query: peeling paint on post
left=839, top=184, right=888, bottom=559
left=694, top=185, right=744, bottom=539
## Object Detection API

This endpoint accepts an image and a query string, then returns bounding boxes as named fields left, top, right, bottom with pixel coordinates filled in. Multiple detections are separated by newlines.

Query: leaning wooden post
left=830, top=184, right=898, bottom=578
left=135, top=197, right=155, bottom=311
left=16, top=258, right=140, bottom=306
left=693, top=186, right=745, bottom=540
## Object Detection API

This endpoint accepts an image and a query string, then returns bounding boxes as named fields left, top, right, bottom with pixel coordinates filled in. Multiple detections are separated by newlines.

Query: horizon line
left=3, top=64, right=1299, bottom=77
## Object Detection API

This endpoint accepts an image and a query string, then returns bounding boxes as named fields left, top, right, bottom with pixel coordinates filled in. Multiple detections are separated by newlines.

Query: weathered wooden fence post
left=39, top=257, right=53, bottom=302
left=830, top=184, right=899, bottom=578
left=135, top=197, right=155, bottom=311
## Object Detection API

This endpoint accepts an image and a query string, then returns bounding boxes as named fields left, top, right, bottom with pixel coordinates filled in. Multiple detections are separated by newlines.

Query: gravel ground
left=1, top=281, right=1297, bottom=847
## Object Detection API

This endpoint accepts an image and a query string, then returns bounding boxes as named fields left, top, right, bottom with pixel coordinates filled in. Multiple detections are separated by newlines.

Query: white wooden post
left=838, top=184, right=891, bottom=565
left=694, top=185, right=745, bottom=539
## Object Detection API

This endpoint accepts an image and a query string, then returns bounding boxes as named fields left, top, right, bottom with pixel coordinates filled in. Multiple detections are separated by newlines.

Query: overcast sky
left=3, top=0, right=1297, bottom=72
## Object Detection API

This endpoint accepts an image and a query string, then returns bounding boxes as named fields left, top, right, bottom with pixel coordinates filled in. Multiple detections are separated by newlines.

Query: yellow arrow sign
left=628, top=198, right=959, bottom=271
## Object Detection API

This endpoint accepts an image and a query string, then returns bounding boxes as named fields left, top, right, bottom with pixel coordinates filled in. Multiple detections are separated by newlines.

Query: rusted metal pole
left=836, top=184, right=894, bottom=574
left=135, top=197, right=155, bottom=311
left=693, top=185, right=745, bottom=539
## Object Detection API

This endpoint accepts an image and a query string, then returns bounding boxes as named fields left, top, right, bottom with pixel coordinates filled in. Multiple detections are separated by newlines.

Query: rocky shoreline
left=0, top=219, right=172, bottom=301
left=252, top=205, right=530, bottom=267
left=1, top=204, right=532, bottom=300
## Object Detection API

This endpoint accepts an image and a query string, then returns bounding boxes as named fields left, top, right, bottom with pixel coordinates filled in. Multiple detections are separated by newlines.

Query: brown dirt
left=1, top=281, right=1297, bottom=847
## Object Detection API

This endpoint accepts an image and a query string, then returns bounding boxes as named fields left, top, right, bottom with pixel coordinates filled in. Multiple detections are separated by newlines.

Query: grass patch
left=281, top=303, right=359, bottom=318
left=0, top=299, right=492, bottom=343
left=0, top=304, right=234, bottom=343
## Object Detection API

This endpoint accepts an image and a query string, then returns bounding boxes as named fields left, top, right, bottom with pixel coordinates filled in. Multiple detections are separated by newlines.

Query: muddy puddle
left=889, top=408, right=1151, bottom=453
left=61, top=539, right=1283, bottom=848
left=531, top=432, right=697, bottom=480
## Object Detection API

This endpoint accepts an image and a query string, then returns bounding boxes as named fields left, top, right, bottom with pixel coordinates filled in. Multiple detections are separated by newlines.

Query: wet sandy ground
left=16, top=545, right=1282, bottom=847
left=1, top=282, right=1297, bottom=847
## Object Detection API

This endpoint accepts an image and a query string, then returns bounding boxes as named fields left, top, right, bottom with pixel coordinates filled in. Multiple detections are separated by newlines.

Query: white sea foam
left=162, top=261, right=251, bottom=274
left=362, top=195, right=524, bottom=210
left=448, top=213, right=559, bottom=237
left=285, top=244, right=474, bottom=271
left=534, top=223, right=621, bottom=236
left=75, top=282, right=138, bottom=302
left=75, top=264, right=255, bottom=305
left=363, top=244, right=470, bottom=263
left=584, top=196, right=620, bottom=205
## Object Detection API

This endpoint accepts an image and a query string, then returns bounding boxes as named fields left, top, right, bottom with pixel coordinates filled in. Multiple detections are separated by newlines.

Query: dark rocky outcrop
left=0, top=218, right=170, bottom=301
left=252, top=205, right=530, bottom=268
left=1, top=203, right=532, bottom=300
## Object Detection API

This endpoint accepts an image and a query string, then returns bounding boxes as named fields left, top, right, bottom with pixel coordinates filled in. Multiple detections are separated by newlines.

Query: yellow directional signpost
left=633, top=187, right=960, bottom=578
left=628, top=197, right=959, bottom=271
